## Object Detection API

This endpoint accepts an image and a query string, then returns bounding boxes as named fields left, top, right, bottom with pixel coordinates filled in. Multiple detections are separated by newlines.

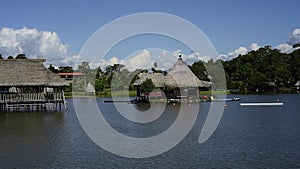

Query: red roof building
left=58, top=72, right=85, bottom=80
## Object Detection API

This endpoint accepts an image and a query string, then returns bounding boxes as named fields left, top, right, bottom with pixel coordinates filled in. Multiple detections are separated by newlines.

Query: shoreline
left=64, top=90, right=300, bottom=99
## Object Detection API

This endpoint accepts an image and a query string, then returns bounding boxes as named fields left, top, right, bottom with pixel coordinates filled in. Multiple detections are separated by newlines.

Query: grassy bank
left=64, top=89, right=226, bottom=98
left=64, top=89, right=298, bottom=98
left=64, top=89, right=137, bottom=98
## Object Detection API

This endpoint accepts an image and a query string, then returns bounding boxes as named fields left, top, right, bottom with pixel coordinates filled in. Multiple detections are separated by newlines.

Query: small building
left=295, top=81, right=300, bottom=90
left=0, top=59, right=69, bottom=112
left=133, top=56, right=211, bottom=102
left=58, top=72, right=85, bottom=80
left=86, top=82, right=95, bottom=95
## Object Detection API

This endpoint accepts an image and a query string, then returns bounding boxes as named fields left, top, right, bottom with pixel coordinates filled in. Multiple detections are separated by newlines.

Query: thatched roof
left=133, top=73, right=166, bottom=87
left=0, top=59, right=69, bottom=87
left=86, top=82, right=95, bottom=93
left=134, top=56, right=212, bottom=88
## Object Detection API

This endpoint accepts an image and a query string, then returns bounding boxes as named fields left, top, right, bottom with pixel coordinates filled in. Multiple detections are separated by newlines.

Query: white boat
left=210, top=97, right=241, bottom=102
left=240, top=102, right=284, bottom=106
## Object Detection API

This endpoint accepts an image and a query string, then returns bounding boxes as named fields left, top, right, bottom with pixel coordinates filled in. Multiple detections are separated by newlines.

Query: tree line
left=0, top=53, right=28, bottom=59
left=190, top=44, right=300, bottom=93
left=2, top=43, right=299, bottom=94
left=52, top=44, right=300, bottom=93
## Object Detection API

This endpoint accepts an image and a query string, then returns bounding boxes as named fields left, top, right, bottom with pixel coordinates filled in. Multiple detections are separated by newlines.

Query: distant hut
left=133, top=56, right=211, bottom=101
left=295, top=81, right=300, bottom=90
left=86, top=82, right=95, bottom=95
left=0, top=59, right=69, bottom=112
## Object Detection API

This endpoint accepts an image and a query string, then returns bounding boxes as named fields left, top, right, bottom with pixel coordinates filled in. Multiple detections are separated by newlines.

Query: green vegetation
left=64, top=90, right=136, bottom=98
left=223, top=46, right=300, bottom=93
left=3, top=43, right=300, bottom=97
left=60, top=44, right=300, bottom=96
left=0, top=54, right=28, bottom=59
left=139, top=78, right=156, bottom=93
left=15, top=54, right=27, bottom=59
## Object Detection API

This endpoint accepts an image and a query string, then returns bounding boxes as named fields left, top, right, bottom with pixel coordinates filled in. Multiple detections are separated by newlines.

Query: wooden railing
left=0, top=92, right=64, bottom=102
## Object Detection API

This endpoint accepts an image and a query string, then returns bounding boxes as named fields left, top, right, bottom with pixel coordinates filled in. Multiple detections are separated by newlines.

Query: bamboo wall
left=0, top=92, right=66, bottom=113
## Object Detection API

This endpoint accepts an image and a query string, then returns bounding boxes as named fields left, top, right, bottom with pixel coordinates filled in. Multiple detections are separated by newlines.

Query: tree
left=189, top=61, right=209, bottom=81
left=48, top=64, right=58, bottom=73
left=7, top=56, right=14, bottom=59
left=223, top=45, right=294, bottom=92
left=293, top=42, right=300, bottom=48
left=104, top=64, right=125, bottom=84
left=154, top=62, right=158, bottom=68
left=95, top=75, right=109, bottom=91
left=15, top=54, right=27, bottom=59
left=0, top=54, right=3, bottom=59
left=289, top=48, right=300, bottom=82
left=59, top=66, right=73, bottom=73
left=96, top=66, right=103, bottom=79
left=139, top=78, right=156, bottom=93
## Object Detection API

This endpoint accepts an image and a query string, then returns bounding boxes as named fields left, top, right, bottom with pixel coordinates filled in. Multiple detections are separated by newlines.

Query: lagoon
left=0, top=94, right=300, bottom=168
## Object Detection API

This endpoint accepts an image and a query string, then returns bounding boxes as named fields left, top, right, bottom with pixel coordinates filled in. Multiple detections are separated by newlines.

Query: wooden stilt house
left=0, top=59, right=69, bottom=112
left=133, top=56, right=212, bottom=102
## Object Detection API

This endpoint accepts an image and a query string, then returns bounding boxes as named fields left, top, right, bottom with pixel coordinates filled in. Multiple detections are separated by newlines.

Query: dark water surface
left=0, top=94, right=300, bottom=168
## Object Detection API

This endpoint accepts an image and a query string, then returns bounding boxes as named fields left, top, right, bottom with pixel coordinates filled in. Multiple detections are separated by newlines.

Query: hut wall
left=0, top=87, right=66, bottom=113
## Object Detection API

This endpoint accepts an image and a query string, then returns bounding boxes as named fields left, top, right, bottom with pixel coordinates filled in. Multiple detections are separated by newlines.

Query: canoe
left=210, top=97, right=241, bottom=102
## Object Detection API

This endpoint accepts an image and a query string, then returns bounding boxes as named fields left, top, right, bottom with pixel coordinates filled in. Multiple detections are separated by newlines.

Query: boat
left=209, top=97, right=241, bottom=102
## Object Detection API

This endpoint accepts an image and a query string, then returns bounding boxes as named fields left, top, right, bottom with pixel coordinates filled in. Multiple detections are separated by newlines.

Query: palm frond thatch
left=0, top=59, right=69, bottom=87
left=134, top=57, right=212, bottom=88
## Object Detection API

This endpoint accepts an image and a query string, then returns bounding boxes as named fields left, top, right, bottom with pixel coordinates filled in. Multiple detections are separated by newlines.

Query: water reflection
left=0, top=95, right=300, bottom=168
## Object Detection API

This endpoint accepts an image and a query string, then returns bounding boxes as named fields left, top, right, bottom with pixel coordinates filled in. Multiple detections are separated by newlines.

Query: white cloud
left=220, top=39, right=298, bottom=61
left=274, top=43, right=294, bottom=54
left=249, top=43, right=260, bottom=51
left=94, top=49, right=211, bottom=71
left=96, top=50, right=152, bottom=71
left=60, top=54, right=80, bottom=66
left=227, top=46, right=248, bottom=59
left=0, top=27, right=72, bottom=66
left=121, top=49, right=152, bottom=71
left=219, top=43, right=262, bottom=60
left=218, top=54, right=228, bottom=60
left=289, top=28, right=300, bottom=44
left=219, top=28, right=300, bottom=60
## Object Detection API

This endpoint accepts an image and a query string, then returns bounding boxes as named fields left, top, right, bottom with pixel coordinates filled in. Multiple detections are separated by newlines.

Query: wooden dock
left=0, top=92, right=67, bottom=113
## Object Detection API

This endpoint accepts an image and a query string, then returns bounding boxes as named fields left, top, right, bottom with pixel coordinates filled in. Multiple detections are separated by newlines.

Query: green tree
left=48, top=64, right=58, bottom=73
left=154, top=62, right=158, bottom=68
left=289, top=48, right=300, bottom=82
left=293, top=42, right=300, bottom=48
left=189, top=60, right=209, bottom=81
left=59, top=66, right=73, bottom=73
left=7, top=56, right=14, bottom=59
left=139, top=78, right=156, bottom=93
left=224, top=45, right=293, bottom=92
left=15, top=54, right=27, bottom=59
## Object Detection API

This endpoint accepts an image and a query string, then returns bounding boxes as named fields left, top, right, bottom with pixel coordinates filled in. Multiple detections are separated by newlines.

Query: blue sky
left=1, top=0, right=300, bottom=68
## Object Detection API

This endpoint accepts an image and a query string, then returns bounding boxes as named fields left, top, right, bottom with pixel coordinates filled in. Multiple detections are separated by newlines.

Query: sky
left=0, top=0, right=300, bottom=70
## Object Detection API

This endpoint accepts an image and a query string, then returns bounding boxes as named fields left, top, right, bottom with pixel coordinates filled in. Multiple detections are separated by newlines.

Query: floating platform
left=240, top=102, right=284, bottom=106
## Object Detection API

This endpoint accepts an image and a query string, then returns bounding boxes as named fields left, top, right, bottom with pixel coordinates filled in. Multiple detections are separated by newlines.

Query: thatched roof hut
left=86, top=82, right=95, bottom=93
left=0, top=59, right=69, bottom=87
left=134, top=56, right=212, bottom=88
left=134, top=73, right=166, bottom=87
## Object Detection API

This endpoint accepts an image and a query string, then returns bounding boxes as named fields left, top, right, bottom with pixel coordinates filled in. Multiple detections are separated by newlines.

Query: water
left=0, top=94, right=300, bottom=168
